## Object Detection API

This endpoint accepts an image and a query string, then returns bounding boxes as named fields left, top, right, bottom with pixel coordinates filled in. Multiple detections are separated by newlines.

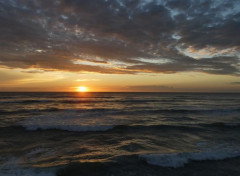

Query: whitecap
left=140, top=149, right=240, bottom=168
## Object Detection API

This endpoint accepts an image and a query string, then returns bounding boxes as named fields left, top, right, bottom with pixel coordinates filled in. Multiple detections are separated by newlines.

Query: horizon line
left=0, top=91, right=240, bottom=93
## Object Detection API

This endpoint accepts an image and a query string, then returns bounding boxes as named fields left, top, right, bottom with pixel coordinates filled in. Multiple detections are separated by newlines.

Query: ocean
left=0, top=92, right=240, bottom=176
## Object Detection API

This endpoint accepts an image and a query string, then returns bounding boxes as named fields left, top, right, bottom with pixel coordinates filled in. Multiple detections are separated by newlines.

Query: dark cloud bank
left=0, top=0, right=240, bottom=75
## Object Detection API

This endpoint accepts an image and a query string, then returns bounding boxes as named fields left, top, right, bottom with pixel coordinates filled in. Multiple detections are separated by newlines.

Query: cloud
left=129, top=85, right=174, bottom=91
left=21, top=70, right=45, bottom=74
left=230, top=82, right=240, bottom=84
left=0, top=69, right=27, bottom=82
left=0, top=0, right=239, bottom=75
left=76, top=79, right=100, bottom=82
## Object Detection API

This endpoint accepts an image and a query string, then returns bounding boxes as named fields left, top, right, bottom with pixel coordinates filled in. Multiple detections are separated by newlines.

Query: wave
left=201, top=122, right=240, bottom=128
left=0, top=99, right=54, bottom=104
left=110, top=122, right=240, bottom=131
left=1, top=107, right=240, bottom=116
left=112, top=122, right=240, bottom=131
left=13, top=121, right=240, bottom=133
left=73, top=108, right=240, bottom=117
left=86, top=108, right=240, bottom=115
left=140, top=149, right=240, bottom=168
left=58, top=99, right=160, bottom=104
left=150, top=108, right=240, bottom=114
left=45, top=96, right=115, bottom=99
left=0, top=124, right=198, bottom=133
left=18, top=111, right=116, bottom=132
left=0, top=167, right=55, bottom=176
left=111, top=124, right=199, bottom=131
left=23, top=124, right=114, bottom=132
left=0, top=157, right=56, bottom=176
left=0, top=108, right=60, bottom=115
left=0, top=108, right=123, bottom=116
left=65, top=108, right=240, bottom=115
left=0, top=99, right=159, bottom=104
left=60, top=100, right=107, bottom=104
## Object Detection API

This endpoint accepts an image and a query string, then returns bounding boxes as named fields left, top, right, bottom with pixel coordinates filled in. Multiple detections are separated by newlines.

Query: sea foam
left=140, top=149, right=240, bottom=168
left=20, top=112, right=115, bottom=132
left=0, top=157, right=56, bottom=176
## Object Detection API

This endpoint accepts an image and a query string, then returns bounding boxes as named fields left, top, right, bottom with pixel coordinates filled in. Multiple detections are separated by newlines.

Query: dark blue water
left=0, top=92, right=240, bottom=175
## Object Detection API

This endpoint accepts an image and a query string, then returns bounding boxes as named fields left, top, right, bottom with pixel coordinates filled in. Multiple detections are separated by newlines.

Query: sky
left=0, top=0, right=240, bottom=92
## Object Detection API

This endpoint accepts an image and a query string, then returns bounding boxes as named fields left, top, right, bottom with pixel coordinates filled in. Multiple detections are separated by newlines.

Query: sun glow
left=77, top=86, right=88, bottom=92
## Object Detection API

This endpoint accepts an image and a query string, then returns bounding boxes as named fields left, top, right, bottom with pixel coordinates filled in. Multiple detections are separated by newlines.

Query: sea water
left=0, top=92, right=240, bottom=175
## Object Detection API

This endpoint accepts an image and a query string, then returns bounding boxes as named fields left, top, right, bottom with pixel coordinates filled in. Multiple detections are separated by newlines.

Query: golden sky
left=0, top=67, right=240, bottom=92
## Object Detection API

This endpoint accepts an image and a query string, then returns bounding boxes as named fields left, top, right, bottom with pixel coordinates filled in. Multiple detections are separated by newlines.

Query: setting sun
left=77, top=86, right=88, bottom=92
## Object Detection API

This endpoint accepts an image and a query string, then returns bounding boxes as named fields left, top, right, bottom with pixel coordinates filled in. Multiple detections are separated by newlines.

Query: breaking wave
left=140, top=149, right=240, bottom=168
